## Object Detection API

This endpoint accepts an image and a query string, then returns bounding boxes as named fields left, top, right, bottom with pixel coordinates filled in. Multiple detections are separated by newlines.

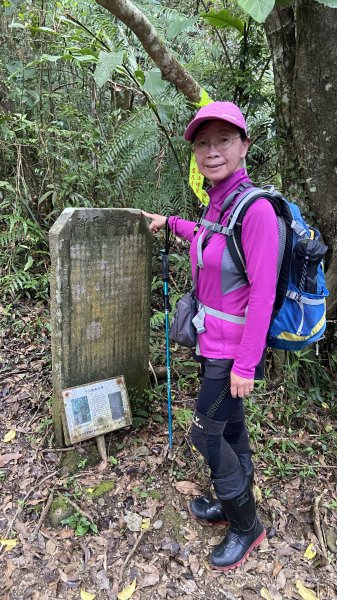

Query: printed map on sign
left=62, top=376, right=132, bottom=444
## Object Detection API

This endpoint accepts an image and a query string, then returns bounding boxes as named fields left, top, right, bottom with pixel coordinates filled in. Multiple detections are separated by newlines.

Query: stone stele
left=49, top=208, right=153, bottom=446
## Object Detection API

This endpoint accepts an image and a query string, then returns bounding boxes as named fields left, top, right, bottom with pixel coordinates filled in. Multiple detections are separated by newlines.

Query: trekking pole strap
left=165, top=217, right=171, bottom=254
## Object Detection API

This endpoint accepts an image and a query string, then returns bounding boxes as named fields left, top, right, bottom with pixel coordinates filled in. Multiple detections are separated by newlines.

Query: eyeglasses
left=193, top=136, right=241, bottom=152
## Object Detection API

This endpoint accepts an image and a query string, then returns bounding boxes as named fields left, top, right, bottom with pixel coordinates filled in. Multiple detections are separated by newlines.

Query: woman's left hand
left=230, top=372, right=254, bottom=398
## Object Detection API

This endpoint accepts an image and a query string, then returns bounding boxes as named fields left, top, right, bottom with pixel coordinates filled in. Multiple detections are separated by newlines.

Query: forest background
left=0, top=1, right=337, bottom=599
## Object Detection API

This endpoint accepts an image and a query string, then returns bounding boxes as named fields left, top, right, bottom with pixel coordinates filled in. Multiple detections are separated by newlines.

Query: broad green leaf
left=237, top=0, right=275, bottom=23
left=73, top=55, right=98, bottom=63
left=134, top=69, right=145, bottom=85
left=156, top=101, right=175, bottom=124
left=167, top=16, right=199, bottom=39
left=117, top=580, right=136, bottom=600
left=0, top=181, right=15, bottom=193
left=142, top=69, right=168, bottom=97
left=66, top=47, right=98, bottom=57
left=40, top=54, right=62, bottom=63
left=29, top=26, right=58, bottom=35
left=24, top=256, right=34, bottom=272
left=36, top=26, right=58, bottom=33
left=8, top=22, right=25, bottom=29
left=94, top=51, right=124, bottom=88
left=201, top=9, right=245, bottom=33
left=315, top=0, right=337, bottom=6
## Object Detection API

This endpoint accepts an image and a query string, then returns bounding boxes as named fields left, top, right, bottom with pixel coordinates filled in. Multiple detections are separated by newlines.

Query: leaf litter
left=0, top=301, right=336, bottom=600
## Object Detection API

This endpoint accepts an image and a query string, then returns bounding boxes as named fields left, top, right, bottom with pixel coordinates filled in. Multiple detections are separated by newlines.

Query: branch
left=94, top=0, right=203, bottom=103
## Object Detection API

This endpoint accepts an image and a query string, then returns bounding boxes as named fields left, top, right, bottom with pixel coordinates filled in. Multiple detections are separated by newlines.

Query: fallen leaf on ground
left=188, top=553, right=200, bottom=575
left=3, top=430, right=16, bottom=443
left=138, top=572, right=160, bottom=588
left=174, top=481, right=201, bottom=496
left=296, top=581, right=319, bottom=600
left=325, top=527, right=337, bottom=553
left=0, top=539, right=18, bottom=552
left=0, top=453, right=21, bottom=467
left=272, top=561, right=283, bottom=577
left=260, top=588, right=273, bottom=600
left=117, top=579, right=137, bottom=600
left=141, top=518, right=151, bottom=530
left=80, top=590, right=96, bottom=600
left=304, top=543, right=316, bottom=559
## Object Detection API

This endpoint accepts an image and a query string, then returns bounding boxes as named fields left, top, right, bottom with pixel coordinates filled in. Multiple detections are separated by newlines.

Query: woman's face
left=193, top=120, right=250, bottom=187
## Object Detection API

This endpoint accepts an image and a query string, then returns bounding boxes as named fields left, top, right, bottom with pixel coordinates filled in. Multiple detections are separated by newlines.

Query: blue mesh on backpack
left=266, top=202, right=328, bottom=350
left=225, top=187, right=329, bottom=351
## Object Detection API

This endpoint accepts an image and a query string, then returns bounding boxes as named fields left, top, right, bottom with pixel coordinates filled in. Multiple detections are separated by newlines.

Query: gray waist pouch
left=169, top=291, right=197, bottom=348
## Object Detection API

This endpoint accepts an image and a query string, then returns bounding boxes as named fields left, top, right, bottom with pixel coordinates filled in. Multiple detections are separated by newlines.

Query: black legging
left=194, top=375, right=250, bottom=478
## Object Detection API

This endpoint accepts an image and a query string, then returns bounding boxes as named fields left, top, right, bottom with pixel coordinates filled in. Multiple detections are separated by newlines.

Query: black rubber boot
left=210, top=483, right=266, bottom=571
left=189, top=452, right=254, bottom=526
left=188, top=495, right=228, bottom=525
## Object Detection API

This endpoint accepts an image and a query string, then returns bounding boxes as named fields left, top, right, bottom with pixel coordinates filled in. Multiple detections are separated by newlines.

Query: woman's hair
left=239, top=129, right=248, bottom=142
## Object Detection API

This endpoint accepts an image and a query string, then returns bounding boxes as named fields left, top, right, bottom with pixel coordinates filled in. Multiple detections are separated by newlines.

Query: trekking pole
left=161, top=219, right=173, bottom=449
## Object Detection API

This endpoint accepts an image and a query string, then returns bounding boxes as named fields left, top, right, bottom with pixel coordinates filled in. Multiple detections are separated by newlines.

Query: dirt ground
left=1, top=302, right=336, bottom=600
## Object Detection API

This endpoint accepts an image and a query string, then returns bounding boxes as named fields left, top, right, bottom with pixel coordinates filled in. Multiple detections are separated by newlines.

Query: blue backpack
left=198, top=184, right=329, bottom=351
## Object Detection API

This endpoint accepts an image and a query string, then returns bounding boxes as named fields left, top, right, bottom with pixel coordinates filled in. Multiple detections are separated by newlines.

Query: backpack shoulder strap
left=226, top=187, right=293, bottom=288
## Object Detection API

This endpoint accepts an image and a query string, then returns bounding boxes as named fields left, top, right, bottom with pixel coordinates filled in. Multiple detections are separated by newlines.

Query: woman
left=143, top=101, right=279, bottom=571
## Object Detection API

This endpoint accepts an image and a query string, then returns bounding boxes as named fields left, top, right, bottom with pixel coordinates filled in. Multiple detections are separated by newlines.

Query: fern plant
left=0, top=197, right=49, bottom=300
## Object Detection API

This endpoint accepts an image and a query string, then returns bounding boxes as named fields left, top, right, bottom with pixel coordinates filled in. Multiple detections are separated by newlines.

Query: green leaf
left=73, top=55, right=98, bottom=63
left=134, top=69, right=145, bottom=85
left=75, top=525, right=89, bottom=536
left=23, top=256, right=33, bottom=271
left=156, top=101, right=175, bottom=125
left=167, top=16, right=199, bottom=39
left=142, top=69, right=168, bottom=97
left=0, top=181, right=15, bottom=193
left=314, top=0, right=337, bottom=6
left=237, top=0, right=275, bottom=23
left=40, top=54, right=62, bottom=63
left=94, top=51, right=124, bottom=88
left=29, top=25, right=58, bottom=35
left=8, top=22, right=25, bottom=29
left=201, top=9, right=245, bottom=33
left=135, top=409, right=149, bottom=417
left=152, top=414, right=165, bottom=423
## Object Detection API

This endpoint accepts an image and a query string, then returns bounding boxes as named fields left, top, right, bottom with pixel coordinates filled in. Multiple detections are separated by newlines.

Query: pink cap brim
left=184, top=101, right=247, bottom=141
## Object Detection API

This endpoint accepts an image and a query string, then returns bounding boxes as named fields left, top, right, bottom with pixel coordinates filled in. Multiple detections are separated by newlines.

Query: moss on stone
left=61, top=445, right=100, bottom=474
left=160, top=504, right=185, bottom=543
left=148, top=489, right=166, bottom=500
left=89, top=480, right=115, bottom=498
left=49, top=495, right=74, bottom=527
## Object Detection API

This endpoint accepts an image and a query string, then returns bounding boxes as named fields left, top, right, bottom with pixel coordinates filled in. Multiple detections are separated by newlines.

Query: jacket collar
left=207, top=169, right=251, bottom=212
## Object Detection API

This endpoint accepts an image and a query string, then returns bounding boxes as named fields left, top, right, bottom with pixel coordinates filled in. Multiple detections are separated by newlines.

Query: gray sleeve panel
left=221, top=245, right=247, bottom=295
left=277, top=216, right=287, bottom=278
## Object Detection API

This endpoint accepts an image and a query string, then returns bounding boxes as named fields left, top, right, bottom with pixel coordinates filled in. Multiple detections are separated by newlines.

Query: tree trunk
left=265, top=0, right=337, bottom=317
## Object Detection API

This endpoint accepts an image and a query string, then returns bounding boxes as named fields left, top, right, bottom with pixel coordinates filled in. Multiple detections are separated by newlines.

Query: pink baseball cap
left=184, top=101, right=248, bottom=141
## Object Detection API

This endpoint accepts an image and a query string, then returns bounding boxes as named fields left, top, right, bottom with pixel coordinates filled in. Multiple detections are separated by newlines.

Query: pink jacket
left=168, top=169, right=279, bottom=379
